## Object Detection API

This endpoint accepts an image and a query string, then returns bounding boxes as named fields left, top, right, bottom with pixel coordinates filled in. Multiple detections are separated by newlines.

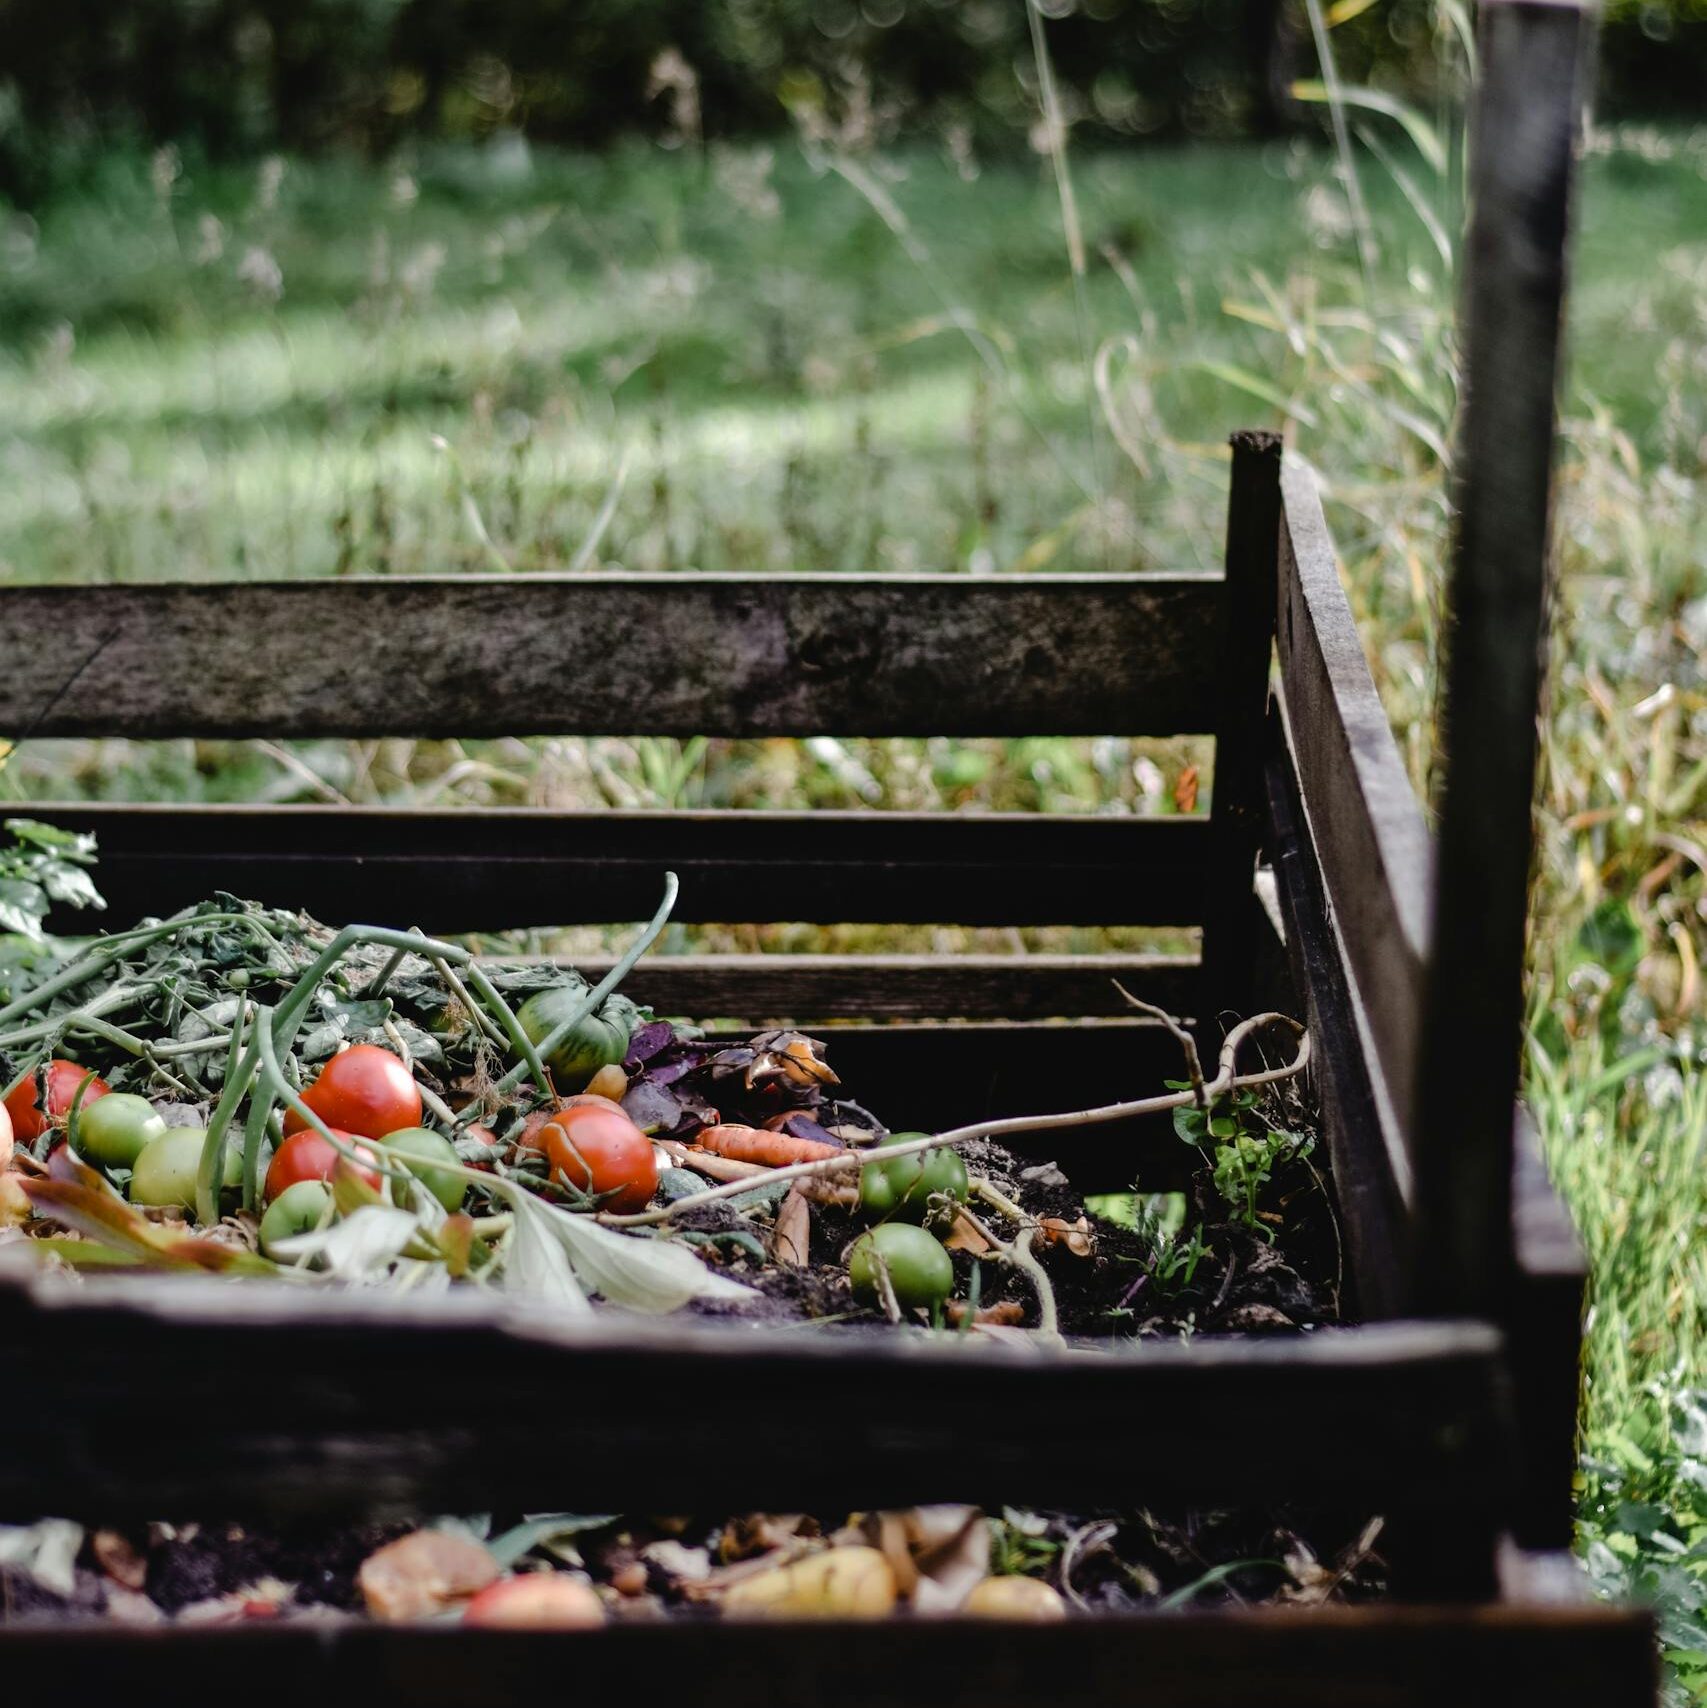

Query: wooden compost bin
left=0, top=3, right=1657, bottom=1702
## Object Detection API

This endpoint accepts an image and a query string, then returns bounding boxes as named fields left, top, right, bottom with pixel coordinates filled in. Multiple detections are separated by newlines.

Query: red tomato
left=540, top=1104, right=659, bottom=1214
left=517, top=1094, right=626, bottom=1154
left=463, top=1122, right=499, bottom=1173
left=4, top=1059, right=111, bottom=1144
left=265, top=1129, right=383, bottom=1203
left=283, top=1044, right=421, bottom=1142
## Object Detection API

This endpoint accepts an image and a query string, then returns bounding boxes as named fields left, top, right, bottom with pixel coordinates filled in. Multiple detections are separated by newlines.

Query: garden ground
left=2, top=123, right=1706, bottom=1695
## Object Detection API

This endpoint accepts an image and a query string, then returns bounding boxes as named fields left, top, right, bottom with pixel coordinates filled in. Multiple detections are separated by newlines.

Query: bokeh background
left=1, top=2, right=1705, bottom=1693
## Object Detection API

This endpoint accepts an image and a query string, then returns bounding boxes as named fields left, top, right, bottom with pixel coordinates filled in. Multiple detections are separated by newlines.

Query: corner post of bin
left=1410, top=0, right=1597, bottom=1319
left=1200, top=429, right=1284, bottom=1034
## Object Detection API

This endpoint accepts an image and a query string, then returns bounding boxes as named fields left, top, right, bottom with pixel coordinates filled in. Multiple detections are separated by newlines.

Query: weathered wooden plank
left=1201, top=429, right=1283, bottom=1025
left=1275, top=464, right=1432, bottom=1158
left=1262, top=725, right=1410, bottom=1320
left=729, top=1018, right=1199, bottom=1192
left=566, top=952, right=1200, bottom=1022
left=1509, top=1109, right=1588, bottom=1551
left=30, top=803, right=1212, bottom=931
left=1412, top=0, right=1594, bottom=1319
left=0, top=573, right=1223, bottom=740
left=0, top=1599, right=1656, bottom=1708
left=0, top=1275, right=1508, bottom=1524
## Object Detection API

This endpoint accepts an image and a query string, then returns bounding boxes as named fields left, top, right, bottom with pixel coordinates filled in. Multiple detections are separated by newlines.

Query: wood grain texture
left=1262, top=726, right=1410, bottom=1321
left=0, top=1599, right=1656, bottom=1708
left=1275, top=464, right=1432, bottom=1155
left=567, top=952, right=1201, bottom=1021
left=1412, top=0, right=1593, bottom=1319
left=28, top=802, right=1212, bottom=931
left=1201, top=430, right=1283, bottom=1025
left=0, top=573, right=1223, bottom=740
left=1509, top=1108, right=1589, bottom=1551
left=0, top=1277, right=1507, bottom=1524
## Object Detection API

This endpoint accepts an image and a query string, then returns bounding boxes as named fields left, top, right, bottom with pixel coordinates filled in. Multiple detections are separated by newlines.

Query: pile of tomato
left=4, top=1040, right=664, bottom=1256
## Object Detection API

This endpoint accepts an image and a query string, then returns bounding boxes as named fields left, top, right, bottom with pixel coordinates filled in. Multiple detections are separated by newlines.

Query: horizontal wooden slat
left=752, top=1019, right=1194, bottom=1190
left=0, top=1272, right=1508, bottom=1524
left=0, top=1599, right=1655, bottom=1708
left=0, top=572, right=1223, bottom=740
left=1276, top=466, right=1431, bottom=1157
left=31, top=803, right=1212, bottom=930
left=570, top=952, right=1200, bottom=1021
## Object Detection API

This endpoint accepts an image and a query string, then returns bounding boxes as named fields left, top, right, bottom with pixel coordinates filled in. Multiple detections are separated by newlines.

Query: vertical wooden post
left=1411, top=1, right=1596, bottom=1317
left=1201, top=429, right=1283, bottom=1031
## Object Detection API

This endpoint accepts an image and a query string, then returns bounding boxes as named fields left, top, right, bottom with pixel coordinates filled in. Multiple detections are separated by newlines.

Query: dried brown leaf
left=770, top=1188, right=810, bottom=1268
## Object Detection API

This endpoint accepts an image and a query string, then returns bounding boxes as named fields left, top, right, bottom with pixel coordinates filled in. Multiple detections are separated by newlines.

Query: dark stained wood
left=1262, top=723, right=1409, bottom=1320
left=26, top=802, right=1216, bottom=935
left=0, top=1599, right=1656, bottom=1708
left=1200, top=429, right=1283, bottom=1026
left=567, top=952, right=1201, bottom=1022
left=1275, top=463, right=1432, bottom=1156
left=1509, top=1109, right=1589, bottom=1551
left=0, top=573, right=1223, bottom=740
left=0, top=1272, right=1507, bottom=1523
left=1412, top=0, right=1594, bottom=1319
left=734, top=1018, right=1201, bottom=1193
left=30, top=802, right=1212, bottom=932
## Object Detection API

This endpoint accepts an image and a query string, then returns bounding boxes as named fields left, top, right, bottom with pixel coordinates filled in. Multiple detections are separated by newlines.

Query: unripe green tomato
left=848, top=1223, right=955, bottom=1310
left=857, top=1133, right=970, bottom=1226
left=129, top=1127, right=239, bottom=1214
left=260, top=1179, right=335, bottom=1258
left=514, top=989, right=637, bottom=1093
left=381, top=1126, right=466, bottom=1213
left=73, top=1092, right=168, bottom=1168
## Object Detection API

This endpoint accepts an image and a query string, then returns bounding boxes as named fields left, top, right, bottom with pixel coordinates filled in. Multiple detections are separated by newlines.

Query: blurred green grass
left=3, top=122, right=1707, bottom=1684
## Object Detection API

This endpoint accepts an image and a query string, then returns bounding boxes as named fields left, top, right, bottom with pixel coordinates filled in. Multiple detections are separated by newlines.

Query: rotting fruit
left=260, top=1179, right=335, bottom=1259
left=962, top=1576, right=1068, bottom=1620
left=723, top=1547, right=897, bottom=1619
left=462, top=1576, right=606, bottom=1629
left=129, top=1128, right=240, bottom=1212
left=264, top=1129, right=384, bottom=1203
left=540, top=1103, right=659, bottom=1214
left=515, top=989, right=639, bottom=1093
left=283, top=1044, right=421, bottom=1142
left=381, top=1127, right=466, bottom=1213
left=857, top=1132, right=969, bottom=1226
left=847, top=1223, right=955, bottom=1311
left=4, top=1059, right=110, bottom=1143
left=72, top=1092, right=167, bottom=1169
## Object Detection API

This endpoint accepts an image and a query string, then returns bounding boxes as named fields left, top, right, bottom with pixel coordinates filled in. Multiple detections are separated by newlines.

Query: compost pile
left=0, top=1505, right=1388, bottom=1628
left=0, top=827, right=1333, bottom=1340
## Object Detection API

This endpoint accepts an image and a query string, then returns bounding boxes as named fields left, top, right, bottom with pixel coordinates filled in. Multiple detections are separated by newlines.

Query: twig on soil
left=971, top=1178, right=1061, bottom=1340
left=602, top=1011, right=1310, bottom=1230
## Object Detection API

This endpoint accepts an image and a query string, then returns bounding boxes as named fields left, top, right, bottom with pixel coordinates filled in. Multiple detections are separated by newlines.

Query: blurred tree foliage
left=0, top=0, right=1696, bottom=196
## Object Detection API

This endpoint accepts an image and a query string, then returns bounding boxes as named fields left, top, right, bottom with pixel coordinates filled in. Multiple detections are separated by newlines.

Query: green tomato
left=515, top=989, right=639, bottom=1092
left=73, top=1092, right=168, bottom=1169
left=857, top=1133, right=970, bottom=1226
left=129, top=1127, right=239, bottom=1215
left=848, top=1223, right=955, bottom=1311
left=381, top=1126, right=466, bottom=1213
left=260, top=1179, right=335, bottom=1259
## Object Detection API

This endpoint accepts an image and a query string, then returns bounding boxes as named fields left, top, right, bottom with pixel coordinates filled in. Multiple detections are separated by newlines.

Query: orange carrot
left=694, top=1123, right=842, bottom=1167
